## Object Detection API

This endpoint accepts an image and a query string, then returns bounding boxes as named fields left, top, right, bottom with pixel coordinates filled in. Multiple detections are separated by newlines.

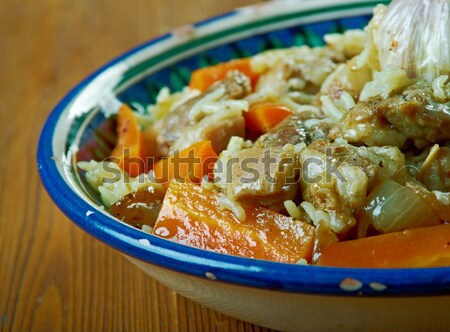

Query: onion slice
left=359, top=180, right=440, bottom=234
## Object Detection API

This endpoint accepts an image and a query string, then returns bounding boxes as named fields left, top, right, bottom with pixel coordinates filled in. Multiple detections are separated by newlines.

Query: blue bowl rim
left=37, top=0, right=450, bottom=297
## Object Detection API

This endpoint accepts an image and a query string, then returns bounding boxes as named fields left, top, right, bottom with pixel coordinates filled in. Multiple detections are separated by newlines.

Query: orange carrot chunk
left=153, top=181, right=315, bottom=263
left=189, top=58, right=259, bottom=92
left=111, top=104, right=149, bottom=177
left=244, top=102, right=293, bottom=134
left=152, top=141, right=218, bottom=185
left=317, top=224, right=450, bottom=268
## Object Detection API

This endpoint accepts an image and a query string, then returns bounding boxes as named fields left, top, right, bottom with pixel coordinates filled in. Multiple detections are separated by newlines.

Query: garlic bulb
left=371, top=0, right=450, bottom=82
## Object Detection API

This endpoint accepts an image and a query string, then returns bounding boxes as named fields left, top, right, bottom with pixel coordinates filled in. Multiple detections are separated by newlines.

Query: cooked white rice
left=216, top=195, right=246, bottom=221
left=432, top=75, right=449, bottom=100
left=300, top=201, right=331, bottom=227
left=324, top=29, right=366, bottom=58
left=337, top=91, right=356, bottom=110
left=320, top=95, right=347, bottom=121
left=148, top=86, right=200, bottom=120
left=360, top=66, right=411, bottom=101
left=226, top=136, right=254, bottom=154
left=81, top=7, right=449, bottom=245
left=284, top=200, right=302, bottom=220
left=78, top=160, right=163, bottom=207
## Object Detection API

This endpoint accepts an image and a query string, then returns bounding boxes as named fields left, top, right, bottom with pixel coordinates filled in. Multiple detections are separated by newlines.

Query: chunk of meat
left=300, top=145, right=366, bottom=236
left=354, top=145, right=409, bottom=187
left=299, top=140, right=407, bottom=236
left=253, top=47, right=341, bottom=97
left=383, top=86, right=450, bottom=147
left=215, top=147, right=299, bottom=211
left=330, top=84, right=450, bottom=148
left=415, top=145, right=450, bottom=192
left=255, top=59, right=337, bottom=99
left=170, top=109, right=245, bottom=153
left=328, top=97, right=408, bottom=148
left=255, top=113, right=331, bottom=148
left=255, top=113, right=309, bottom=148
left=155, top=71, right=251, bottom=156
left=253, top=62, right=297, bottom=99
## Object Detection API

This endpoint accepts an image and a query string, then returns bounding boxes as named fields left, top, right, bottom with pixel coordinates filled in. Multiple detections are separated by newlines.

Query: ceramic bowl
left=37, top=0, right=450, bottom=331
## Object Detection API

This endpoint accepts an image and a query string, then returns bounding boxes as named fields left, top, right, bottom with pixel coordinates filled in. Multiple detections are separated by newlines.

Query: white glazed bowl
left=37, top=0, right=450, bottom=331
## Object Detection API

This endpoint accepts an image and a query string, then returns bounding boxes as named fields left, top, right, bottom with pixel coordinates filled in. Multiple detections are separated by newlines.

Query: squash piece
left=245, top=102, right=293, bottom=134
left=152, top=141, right=217, bottom=185
left=154, top=181, right=315, bottom=263
left=318, top=224, right=450, bottom=268
left=111, top=104, right=150, bottom=177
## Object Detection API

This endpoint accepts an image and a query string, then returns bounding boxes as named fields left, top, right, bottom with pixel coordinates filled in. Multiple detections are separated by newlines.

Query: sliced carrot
left=154, top=181, right=315, bottom=263
left=152, top=141, right=218, bottom=185
left=111, top=104, right=149, bottom=177
left=317, top=224, right=450, bottom=268
left=189, top=58, right=259, bottom=92
left=244, top=102, right=293, bottom=134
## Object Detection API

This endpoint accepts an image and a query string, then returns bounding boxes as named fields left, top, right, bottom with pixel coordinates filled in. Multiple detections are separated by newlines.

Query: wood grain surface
left=0, top=1, right=276, bottom=331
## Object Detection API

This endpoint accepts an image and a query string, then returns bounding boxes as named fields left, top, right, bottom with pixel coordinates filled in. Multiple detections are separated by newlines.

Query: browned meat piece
left=155, top=71, right=251, bottom=156
left=255, top=52, right=338, bottom=96
left=306, top=140, right=376, bottom=175
left=383, top=86, right=450, bottom=147
left=153, top=96, right=200, bottom=152
left=170, top=110, right=245, bottom=154
left=328, top=97, right=408, bottom=148
left=299, top=140, right=407, bottom=236
left=415, top=146, right=450, bottom=192
left=299, top=141, right=371, bottom=236
left=109, top=186, right=166, bottom=227
left=330, top=85, right=450, bottom=148
left=255, top=113, right=332, bottom=148
left=215, top=147, right=300, bottom=211
left=255, top=113, right=308, bottom=148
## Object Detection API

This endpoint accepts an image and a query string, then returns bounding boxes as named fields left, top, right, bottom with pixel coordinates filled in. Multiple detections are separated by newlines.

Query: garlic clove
left=372, top=0, right=450, bottom=83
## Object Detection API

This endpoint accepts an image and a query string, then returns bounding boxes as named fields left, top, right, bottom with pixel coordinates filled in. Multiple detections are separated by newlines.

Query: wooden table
left=0, top=1, right=275, bottom=331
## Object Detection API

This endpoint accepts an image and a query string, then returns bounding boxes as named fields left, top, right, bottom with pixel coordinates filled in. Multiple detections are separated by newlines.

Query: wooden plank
left=0, top=0, right=274, bottom=331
